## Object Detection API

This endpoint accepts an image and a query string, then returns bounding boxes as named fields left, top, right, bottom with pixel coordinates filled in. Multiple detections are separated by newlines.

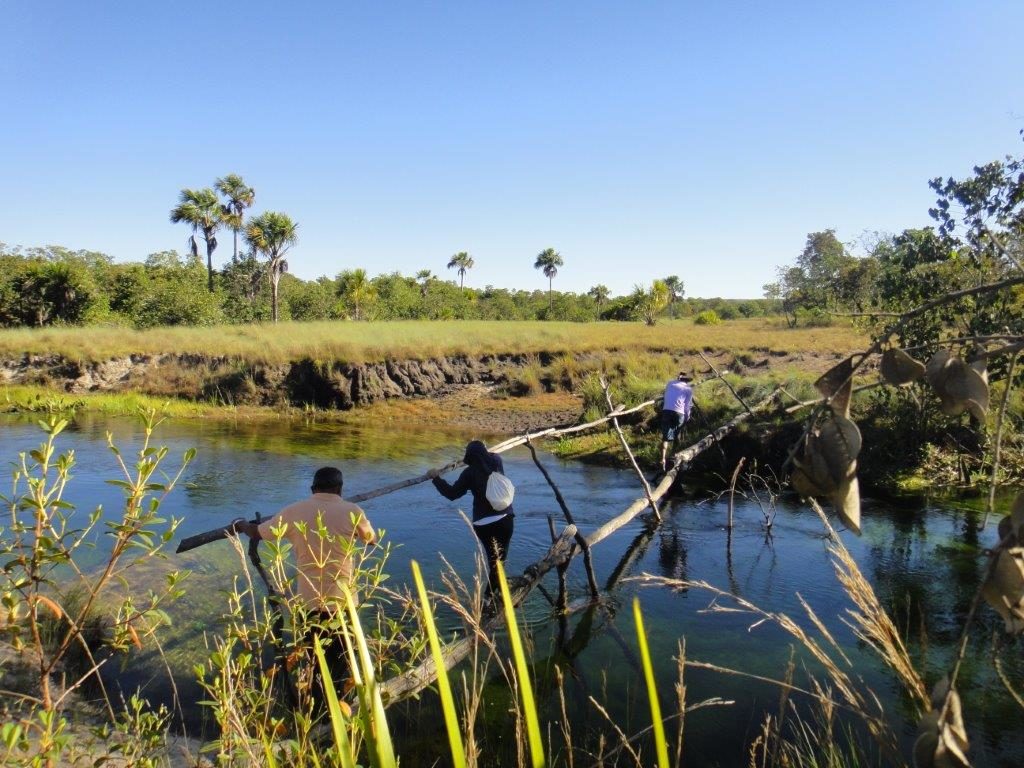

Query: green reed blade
left=497, top=560, right=545, bottom=768
left=412, top=560, right=467, bottom=768
left=313, top=636, right=357, bottom=768
left=634, top=597, right=670, bottom=768
left=343, top=586, right=397, bottom=768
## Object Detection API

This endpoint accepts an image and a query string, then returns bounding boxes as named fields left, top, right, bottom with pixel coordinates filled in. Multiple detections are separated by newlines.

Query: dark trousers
left=306, top=610, right=350, bottom=710
left=473, top=515, right=514, bottom=594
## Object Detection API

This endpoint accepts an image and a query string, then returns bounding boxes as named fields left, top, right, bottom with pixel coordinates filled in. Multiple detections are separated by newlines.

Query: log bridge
left=178, top=370, right=780, bottom=708
left=369, top=377, right=781, bottom=705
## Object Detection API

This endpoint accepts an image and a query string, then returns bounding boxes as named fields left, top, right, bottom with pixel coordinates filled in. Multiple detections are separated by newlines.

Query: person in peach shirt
left=233, top=466, right=376, bottom=704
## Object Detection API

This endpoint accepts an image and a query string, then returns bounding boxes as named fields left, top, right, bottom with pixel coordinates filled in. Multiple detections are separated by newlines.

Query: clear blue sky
left=2, top=1, right=1021, bottom=298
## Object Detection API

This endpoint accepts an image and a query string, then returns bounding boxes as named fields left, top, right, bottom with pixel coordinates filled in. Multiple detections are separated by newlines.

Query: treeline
left=764, top=130, right=1024, bottom=342
left=0, top=244, right=776, bottom=329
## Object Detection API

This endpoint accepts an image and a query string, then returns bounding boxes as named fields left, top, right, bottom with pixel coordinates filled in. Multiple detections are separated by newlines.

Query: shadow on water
left=2, top=414, right=1022, bottom=767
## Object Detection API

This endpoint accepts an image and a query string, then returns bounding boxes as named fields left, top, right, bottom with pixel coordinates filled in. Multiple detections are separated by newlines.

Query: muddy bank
left=0, top=352, right=538, bottom=408
left=0, top=348, right=834, bottom=410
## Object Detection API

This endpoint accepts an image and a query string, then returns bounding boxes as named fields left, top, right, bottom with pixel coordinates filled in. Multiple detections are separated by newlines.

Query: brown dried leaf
left=831, top=473, right=861, bottom=535
left=926, top=350, right=990, bottom=420
left=915, top=680, right=970, bottom=768
left=881, top=348, right=926, bottom=386
left=790, top=413, right=861, bottom=499
left=815, top=357, right=854, bottom=417
left=817, top=413, right=862, bottom=487
left=982, top=546, right=1024, bottom=634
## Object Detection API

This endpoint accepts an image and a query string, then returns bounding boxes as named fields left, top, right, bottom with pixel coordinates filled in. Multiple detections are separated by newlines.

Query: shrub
left=694, top=310, right=722, bottom=326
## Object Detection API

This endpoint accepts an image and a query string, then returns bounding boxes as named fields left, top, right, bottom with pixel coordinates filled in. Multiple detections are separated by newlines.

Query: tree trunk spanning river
left=1, top=413, right=1020, bottom=767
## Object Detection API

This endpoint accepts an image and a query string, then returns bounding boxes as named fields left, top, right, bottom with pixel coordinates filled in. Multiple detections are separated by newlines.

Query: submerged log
left=378, top=524, right=577, bottom=703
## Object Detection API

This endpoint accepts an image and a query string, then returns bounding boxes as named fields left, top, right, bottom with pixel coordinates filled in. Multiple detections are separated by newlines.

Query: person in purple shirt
left=660, top=371, right=694, bottom=471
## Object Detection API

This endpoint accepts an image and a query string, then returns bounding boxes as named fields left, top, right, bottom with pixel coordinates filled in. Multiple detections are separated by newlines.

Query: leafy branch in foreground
left=0, top=410, right=190, bottom=765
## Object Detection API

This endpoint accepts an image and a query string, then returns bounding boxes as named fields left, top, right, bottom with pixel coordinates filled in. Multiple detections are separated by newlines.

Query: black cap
left=678, top=371, right=693, bottom=382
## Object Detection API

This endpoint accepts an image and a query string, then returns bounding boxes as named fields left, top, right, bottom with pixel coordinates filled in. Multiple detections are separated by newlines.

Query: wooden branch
left=783, top=381, right=885, bottom=414
left=347, top=405, right=655, bottom=504
left=698, top=351, right=753, bottom=416
left=984, top=351, right=1020, bottom=529
left=525, top=438, right=600, bottom=598
left=585, top=393, right=776, bottom=550
left=727, top=457, right=746, bottom=531
left=600, top=376, right=660, bottom=520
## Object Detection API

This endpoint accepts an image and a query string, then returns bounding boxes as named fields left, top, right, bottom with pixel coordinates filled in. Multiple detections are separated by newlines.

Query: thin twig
left=698, top=351, right=753, bottom=415
left=525, top=437, right=600, bottom=598
left=600, top=376, right=660, bottom=520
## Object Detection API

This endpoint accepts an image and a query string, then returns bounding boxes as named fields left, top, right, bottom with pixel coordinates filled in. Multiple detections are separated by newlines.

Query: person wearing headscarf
left=427, top=440, right=514, bottom=593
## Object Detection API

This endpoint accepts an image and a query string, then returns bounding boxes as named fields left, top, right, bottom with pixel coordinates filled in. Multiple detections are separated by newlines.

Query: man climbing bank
left=660, top=371, right=695, bottom=471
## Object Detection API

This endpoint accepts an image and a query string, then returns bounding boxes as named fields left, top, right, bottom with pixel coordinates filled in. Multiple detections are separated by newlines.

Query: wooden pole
left=525, top=437, right=601, bottom=598
left=727, top=457, right=745, bottom=531
left=600, top=376, right=660, bottom=520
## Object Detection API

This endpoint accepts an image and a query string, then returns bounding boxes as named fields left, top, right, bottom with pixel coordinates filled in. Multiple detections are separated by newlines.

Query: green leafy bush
left=694, top=309, right=722, bottom=326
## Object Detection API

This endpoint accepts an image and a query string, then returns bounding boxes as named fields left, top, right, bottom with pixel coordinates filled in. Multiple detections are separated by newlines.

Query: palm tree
left=446, top=252, right=474, bottom=291
left=588, top=284, right=610, bottom=314
left=170, top=187, right=223, bottom=292
left=415, top=269, right=434, bottom=297
left=337, top=268, right=377, bottom=320
left=534, top=248, right=564, bottom=311
left=245, top=212, right=298, bottom=323
left=215, top=174, right=256, bottom=262
left=663, top=275, right=684, bottom=305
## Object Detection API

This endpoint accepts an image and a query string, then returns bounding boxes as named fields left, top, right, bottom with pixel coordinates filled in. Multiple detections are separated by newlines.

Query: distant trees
left=0, top=239, right=777, bottom=329
left=337, top=268, right=377, bottom=320
left=588, top=284, right=610, bottom=315
left=630, top=280, right=670, bottom=326
left=534, top=248, right=564, bottom=311
left=447, top=252, right=474, bottom=291
left=416, top=270, right=434, bottom=297
left=245, top=212, right=298, bottom=323
left=663, top=275, right=684, bottom=305
left=215, top=174, right=255, bottom=262
left=169, top=188, right=223, bottom=292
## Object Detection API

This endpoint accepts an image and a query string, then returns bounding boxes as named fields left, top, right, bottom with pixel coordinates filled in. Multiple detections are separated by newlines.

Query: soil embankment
left=0, top=348, right=846, bottom=435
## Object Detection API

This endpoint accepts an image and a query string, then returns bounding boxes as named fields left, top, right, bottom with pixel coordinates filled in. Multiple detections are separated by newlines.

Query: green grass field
left=0, top=318, right=865, bottom=364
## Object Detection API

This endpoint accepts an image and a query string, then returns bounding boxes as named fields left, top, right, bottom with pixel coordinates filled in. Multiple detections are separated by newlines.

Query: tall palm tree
left=215, top=174, right=256, bottom=262
left=588, top=284, right=610, bottom=314
left=245, top=212, right=298, bottom=323
left=337, top=268, right=377, bottom=320
left=534, top=248, right=564, bottom=311
left=446, top=252, right=474, bottom=291
left=170, top=187, right=223, bottom=292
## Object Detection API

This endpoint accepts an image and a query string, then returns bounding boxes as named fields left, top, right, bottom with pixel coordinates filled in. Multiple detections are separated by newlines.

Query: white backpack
left=485, top=472, right=515, bottom=511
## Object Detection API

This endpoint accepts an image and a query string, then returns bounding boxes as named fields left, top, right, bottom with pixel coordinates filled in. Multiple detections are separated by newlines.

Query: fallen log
left=376, top=388, right=781, bottom=706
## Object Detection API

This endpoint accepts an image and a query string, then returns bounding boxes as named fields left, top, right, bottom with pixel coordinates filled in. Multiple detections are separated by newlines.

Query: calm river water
left=2, top=414, right=1021, bottom=767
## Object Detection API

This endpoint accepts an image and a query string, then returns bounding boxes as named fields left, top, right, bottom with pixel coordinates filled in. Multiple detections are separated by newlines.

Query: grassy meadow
left=0, top=317, right=866, bottom=365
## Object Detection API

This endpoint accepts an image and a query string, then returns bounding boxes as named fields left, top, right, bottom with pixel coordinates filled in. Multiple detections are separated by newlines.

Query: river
left=1, top=413, right=1021, bottom=767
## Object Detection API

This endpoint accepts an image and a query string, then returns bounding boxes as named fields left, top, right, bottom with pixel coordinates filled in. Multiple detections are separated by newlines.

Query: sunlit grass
left=0, top=318, right=865, bottom=364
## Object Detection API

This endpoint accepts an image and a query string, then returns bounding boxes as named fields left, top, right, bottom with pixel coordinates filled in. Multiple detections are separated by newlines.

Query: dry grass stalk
left=808, top=499, right=929, bottom=711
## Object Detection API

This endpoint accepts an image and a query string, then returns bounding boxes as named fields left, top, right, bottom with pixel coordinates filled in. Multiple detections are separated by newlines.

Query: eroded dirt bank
left=0, top=348, right=845, bottom=433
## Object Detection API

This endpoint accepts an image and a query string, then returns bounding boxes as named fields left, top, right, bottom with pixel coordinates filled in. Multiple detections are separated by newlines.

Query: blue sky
left=1, top=1, right=1021, bottom=298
